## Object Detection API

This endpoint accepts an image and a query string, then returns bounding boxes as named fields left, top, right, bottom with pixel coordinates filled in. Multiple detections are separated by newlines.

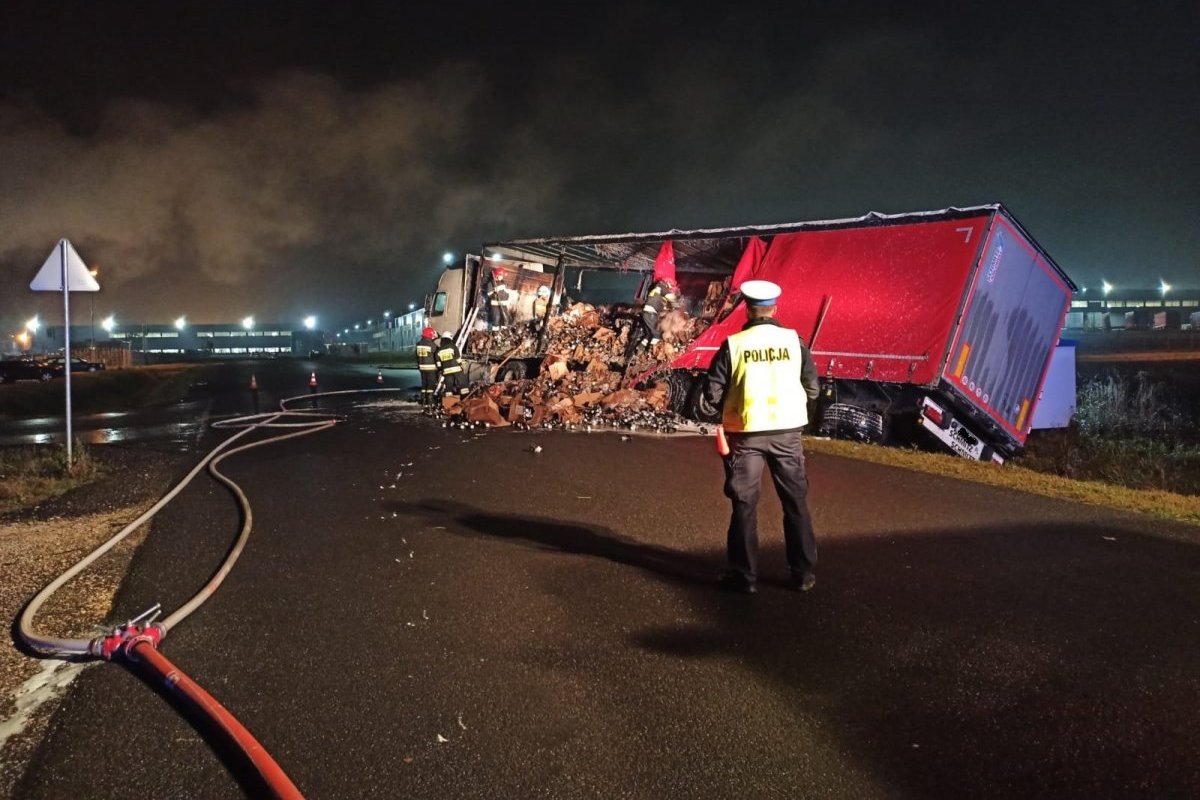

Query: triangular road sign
left=30, top=239, right=99, bottom=292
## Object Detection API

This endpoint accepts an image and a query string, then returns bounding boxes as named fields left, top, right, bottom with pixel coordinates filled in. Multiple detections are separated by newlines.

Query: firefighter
left=532, top=285, right=551, bottom=328
left=436, top=331, right=470, bottom=398
left=487, top=268, right=513, bottom=329
left=704, top=280, right=820, bottom=594
left=415, top=325, right=439, bottom=413
left=625, top=279, right=676, bottom=361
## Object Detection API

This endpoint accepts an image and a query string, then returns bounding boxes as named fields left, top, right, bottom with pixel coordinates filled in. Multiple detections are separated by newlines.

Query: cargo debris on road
left=446, top=301, right=705, bottom=431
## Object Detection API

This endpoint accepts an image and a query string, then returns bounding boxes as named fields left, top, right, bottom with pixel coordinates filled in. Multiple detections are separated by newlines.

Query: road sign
left=29, top=239, right=99, bottom=464
left=31, top=239, right=99, bottom=292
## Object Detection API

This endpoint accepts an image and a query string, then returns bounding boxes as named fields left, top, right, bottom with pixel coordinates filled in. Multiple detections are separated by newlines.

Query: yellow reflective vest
left=722, top=322, right=809, bottom=433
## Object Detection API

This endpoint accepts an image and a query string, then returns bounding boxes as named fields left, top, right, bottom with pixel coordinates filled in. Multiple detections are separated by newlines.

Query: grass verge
left=0, top=444, right=101, bottom=514
left=805, top=437, right=1200, bottom=527
left=0, top=364, right=210, bottom=418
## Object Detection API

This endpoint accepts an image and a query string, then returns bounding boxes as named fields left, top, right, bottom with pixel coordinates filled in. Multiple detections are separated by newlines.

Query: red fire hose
left=129, top=639, right=303, bottom=800
left=17, top=386, right=407, bottom=796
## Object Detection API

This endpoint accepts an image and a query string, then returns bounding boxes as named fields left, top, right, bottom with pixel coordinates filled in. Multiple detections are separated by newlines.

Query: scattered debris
left=440, top=301, right=702, bottom=431
left=531, top=445, right=543, bottom=454
left=457, top=713, right=467, bottom=731
left=436, top=734, right=449, bottom=744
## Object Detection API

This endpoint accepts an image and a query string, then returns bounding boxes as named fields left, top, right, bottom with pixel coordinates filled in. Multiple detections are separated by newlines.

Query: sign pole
left=60, top=240, right=73, bottom=464
left=31, top=238, right=98, bottom=466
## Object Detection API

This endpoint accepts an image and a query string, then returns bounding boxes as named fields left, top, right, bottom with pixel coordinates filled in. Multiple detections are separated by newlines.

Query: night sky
left=1, top=1, right=1196, bottom=334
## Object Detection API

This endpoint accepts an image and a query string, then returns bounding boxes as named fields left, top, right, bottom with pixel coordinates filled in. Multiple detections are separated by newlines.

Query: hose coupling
left=89, top=603, right=166, bottom=661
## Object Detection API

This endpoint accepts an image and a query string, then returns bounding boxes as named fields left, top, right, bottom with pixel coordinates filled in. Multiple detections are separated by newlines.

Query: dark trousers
left=723, top=430, right=817, bottom=583
left=489, top=304, right=511, bottom=329
left=624, top=316, right=657, bottom=361
left=441, top=371, right=467, bottom=397
left=419, top=369, right=438, bottom=405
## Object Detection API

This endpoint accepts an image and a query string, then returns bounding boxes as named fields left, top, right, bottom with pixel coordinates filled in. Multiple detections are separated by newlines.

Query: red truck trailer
left=477, top=204, right=1075, bottom=461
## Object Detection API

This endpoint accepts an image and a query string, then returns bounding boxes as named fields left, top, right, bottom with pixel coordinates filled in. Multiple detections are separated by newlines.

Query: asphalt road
left=13, top=361, right=1200, bottom=798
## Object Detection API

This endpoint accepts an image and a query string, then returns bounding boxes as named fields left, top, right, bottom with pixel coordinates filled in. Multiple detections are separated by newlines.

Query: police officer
left=625, top=279, right=676, bottom=361
left=487, top=268, right=513, bottom=329
left=436, top=331, right=470, bottom=398
left=415, top=326, right=439, bottom=413
left=704, top=280, right=820, bottom=594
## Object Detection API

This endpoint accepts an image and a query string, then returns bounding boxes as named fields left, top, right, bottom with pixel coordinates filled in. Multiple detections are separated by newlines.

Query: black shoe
left=717, top=571, right=757, bottom=594
left=792, top=572, right=816, bottom=592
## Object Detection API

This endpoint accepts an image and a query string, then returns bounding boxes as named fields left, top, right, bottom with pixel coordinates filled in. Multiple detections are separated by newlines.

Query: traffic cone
left=376, top=370, right=384, bottom=384
left=249, top=374, right=258, bottom=391
left=309, top=372, right=318, bottom=388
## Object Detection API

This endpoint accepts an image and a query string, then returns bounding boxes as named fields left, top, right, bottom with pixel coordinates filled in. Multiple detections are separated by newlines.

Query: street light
left=304, top=315, right=317, bottom=330
left=174, top=316, right=187, bottom=330
left=354, top=323, right=360, bottom=330
left=1160, top=280, right=1172, bottom=297
left=408, top=302, right=416, bottom=310
left=242, top=315, right=255, bottom=330
left=1101, top=281, right=1113, bottom=297
left=383, top=310, right=392, bottom=319
left=102, top=315, right=115, bottom=333
left=442, top=251, right=454, bottom=265
left=25, top=315, right=40, bottom=333
left=89, top=267, right=99, bottom=352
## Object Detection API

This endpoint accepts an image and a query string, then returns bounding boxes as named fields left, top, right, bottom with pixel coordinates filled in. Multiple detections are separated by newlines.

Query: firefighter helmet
left=536, top=285, right=551, bottom=298
left=492, top=268, right=505, bottom=280
left=422, top=326, right=436, bottom=339
left=442, top=331, right=455, bottom=339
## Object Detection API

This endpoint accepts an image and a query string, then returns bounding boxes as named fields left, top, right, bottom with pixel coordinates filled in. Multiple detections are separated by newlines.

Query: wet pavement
left=0, top=359, right=418, bottom=448
left=10, top=364, right=1200, bottom=798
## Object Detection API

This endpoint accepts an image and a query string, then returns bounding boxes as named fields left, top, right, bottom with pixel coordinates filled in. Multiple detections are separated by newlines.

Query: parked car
left=0, top=357, right=64, bottom=383
left=47, top=355, right=106, bottom=372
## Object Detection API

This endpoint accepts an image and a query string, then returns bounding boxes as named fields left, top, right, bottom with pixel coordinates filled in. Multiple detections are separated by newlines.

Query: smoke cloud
left=1, top=6, right=1196, bottom=333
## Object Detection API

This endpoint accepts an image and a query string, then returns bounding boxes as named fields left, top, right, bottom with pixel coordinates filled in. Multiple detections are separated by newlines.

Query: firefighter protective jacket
left=705, top=318, right=819, bottom=434
left=436, top=338, right=464, bottom=374
left=415, top=335, right=438, bottom=371
left=488, top=281, right=511, bottom=307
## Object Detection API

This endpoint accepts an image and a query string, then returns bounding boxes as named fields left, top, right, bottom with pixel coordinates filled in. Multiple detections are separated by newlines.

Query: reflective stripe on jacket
left=722, top=323, right=808, bottom=433
left=416, top=337, right=438, bottom=371
left=489, top=284, right=510, bottom=306
left=436, top=341, right=463, bottom=374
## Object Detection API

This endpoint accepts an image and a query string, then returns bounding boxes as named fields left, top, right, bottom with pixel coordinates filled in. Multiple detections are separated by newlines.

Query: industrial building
left=36, top=322, right=327, bottom=364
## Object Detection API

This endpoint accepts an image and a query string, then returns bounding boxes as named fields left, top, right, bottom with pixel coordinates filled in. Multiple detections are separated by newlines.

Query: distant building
left=40, top=323, right=327, bottom=362
left=330, top=307, right=428, bottom=354
left=1066, top=289, right=1200, bottom=331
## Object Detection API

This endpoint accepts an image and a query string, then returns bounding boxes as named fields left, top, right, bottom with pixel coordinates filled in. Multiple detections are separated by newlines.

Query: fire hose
left=17, top=384, right=405, bottom=798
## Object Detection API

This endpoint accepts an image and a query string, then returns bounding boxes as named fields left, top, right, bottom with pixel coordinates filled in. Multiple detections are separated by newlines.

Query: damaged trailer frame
left=434, top=204, right=1074, bottom=462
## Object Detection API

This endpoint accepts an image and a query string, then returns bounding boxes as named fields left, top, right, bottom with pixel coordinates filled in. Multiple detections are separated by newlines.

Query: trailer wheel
left=687, top=379, right=722, bottom=423
left=665, top=371, right=692, bottom=415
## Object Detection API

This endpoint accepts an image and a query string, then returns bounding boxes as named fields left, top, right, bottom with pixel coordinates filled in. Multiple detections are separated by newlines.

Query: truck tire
left=664, top=371, right=692, bottom=414
left=498, top=361, right=527, bottom=382
left=687, top=378, right=722, bottom=423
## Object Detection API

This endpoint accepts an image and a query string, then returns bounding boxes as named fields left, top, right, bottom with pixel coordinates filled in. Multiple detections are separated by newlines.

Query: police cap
left=740, top=280, right=782, bottom=306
